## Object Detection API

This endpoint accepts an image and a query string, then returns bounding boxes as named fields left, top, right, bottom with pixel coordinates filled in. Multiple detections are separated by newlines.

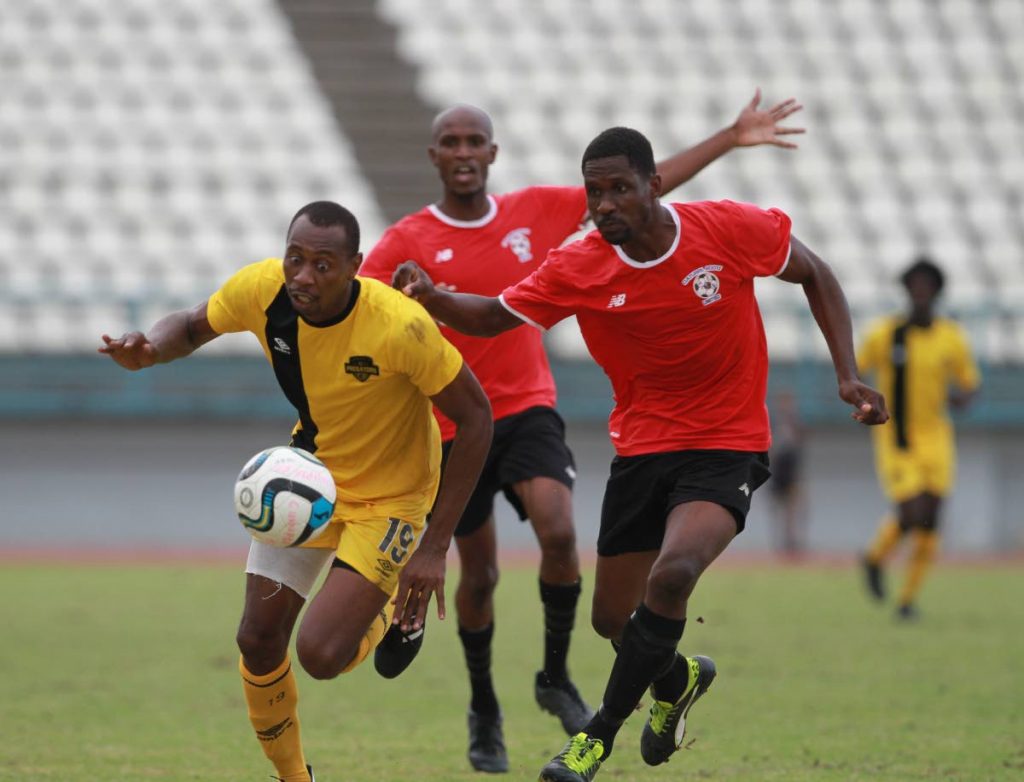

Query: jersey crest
left=683, top=264, right=723, bottom=306
left=344, top=355, right=380, bottom=382
left=501, top=227, right=533, bottom=262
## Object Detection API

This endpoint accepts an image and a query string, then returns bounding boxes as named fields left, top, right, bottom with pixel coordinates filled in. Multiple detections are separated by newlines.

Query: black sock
left=459, top=623, right=500, bottom=716
left=582, top=708, right=621, bottom=758
left=539, top=578, right=581, bottom=683
left=650, top=653, right=690, bottom=703
left=592, top=603, right=686, bottom=741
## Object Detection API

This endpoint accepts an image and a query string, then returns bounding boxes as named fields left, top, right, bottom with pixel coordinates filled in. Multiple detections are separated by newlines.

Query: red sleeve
left=360, top=225, right=410, bottom=283
left=499, top=248, right=579, bottom=331
left=719, top=200, right=792, bottom=278
left=529, top=186, right=589, bottom=237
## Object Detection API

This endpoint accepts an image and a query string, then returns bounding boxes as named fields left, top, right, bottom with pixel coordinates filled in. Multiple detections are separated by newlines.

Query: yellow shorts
left=303, top=514, right=425, bottom=595
left=875, top=442, right=955, bottom=503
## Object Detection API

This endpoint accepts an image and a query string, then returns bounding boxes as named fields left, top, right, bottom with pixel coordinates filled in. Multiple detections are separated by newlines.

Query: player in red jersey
left=362, top=95, right=803, bottom=772
left=392, top=127, right=888, bottom=782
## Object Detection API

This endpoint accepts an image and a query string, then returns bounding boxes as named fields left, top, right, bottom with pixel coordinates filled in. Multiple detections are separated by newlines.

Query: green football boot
left=640, top=655, right=717, bottom=766
left=538, top=732, right=605, bottom=781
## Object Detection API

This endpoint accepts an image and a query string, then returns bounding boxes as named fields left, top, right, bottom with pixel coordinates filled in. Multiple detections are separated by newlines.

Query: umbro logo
left=272, top=338, right=291, bottom=355
left=256, top=717, right=293, bottom=741
left=738, top=483, right=750, bottom=497
left=607, top=293, right=627, bottom=308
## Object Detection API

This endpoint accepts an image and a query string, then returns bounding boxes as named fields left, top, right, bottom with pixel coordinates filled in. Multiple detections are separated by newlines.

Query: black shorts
left=441, top=406, right=576, bottom=537
left=597, top=449, right=771, bottom=556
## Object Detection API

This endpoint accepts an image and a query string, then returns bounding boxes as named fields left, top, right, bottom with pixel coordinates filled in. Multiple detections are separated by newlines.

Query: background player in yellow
left=98, top=201, right=493, bottom=782
left=858, top=257, right=980, bottom=620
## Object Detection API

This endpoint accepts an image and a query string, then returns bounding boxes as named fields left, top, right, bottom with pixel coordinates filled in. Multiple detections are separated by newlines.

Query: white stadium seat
left=2, top=0, right=1022, bottom=361
left=0, top=0, right=385, bottom=353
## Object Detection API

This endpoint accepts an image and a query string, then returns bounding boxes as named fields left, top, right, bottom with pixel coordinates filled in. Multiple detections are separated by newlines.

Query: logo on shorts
left=738, top=483, right=750, bottom=497
left=682, top=265, right=723, bottom=306
left=345, top=355, right=380, bottom=382
left=375, top=558, right=395, bottom=581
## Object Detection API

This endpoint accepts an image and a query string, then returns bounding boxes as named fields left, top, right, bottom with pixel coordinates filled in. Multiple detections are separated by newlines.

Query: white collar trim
left=612, top=204, right=681, bottom=268
left=428, top=195, right=498, bottom=228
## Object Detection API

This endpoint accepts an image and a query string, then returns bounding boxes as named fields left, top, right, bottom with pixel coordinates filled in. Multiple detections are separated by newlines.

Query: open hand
left=392, top=546, right=446, bottom=632
left=733, top=88, right=805, bottom=149
left=98, top=332, right=158, bottom=370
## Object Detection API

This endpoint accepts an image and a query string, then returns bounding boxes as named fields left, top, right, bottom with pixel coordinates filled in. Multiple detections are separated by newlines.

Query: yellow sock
left=899, top=530, right=939, bottom=606
left=341, top=596, right=396, bottom=674
left=239, top=656, right=310, bottom=782
left=867, top=516, right=903, bottom=563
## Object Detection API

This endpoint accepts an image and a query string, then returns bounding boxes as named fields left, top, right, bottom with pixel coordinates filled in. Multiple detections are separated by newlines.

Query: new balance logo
left=738, top=483, right=750, bottom=497
left=272, top=338, right=291, bottom=355
left=607, top=293, right=627, bottom=308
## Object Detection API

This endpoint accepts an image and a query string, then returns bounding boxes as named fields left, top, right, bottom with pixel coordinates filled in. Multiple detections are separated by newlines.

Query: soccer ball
left=234, top=446, right=337, bottom=547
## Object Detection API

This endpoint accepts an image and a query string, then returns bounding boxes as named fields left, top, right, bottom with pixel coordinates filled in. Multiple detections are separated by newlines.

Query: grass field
left=2, top=559, right=1022, bottom=781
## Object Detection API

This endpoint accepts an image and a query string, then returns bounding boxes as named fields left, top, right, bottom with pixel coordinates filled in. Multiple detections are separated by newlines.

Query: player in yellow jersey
left=858, top=258, right=980, bottom=620
left=99, top=201, right=493, bottom=782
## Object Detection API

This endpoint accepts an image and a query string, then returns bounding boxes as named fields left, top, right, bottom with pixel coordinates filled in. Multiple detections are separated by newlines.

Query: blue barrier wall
left=2, top=355, right=1022, bottom=427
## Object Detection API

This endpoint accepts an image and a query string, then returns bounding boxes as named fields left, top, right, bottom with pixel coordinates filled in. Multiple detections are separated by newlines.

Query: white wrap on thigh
left=245, top=540, right=335, bottom=599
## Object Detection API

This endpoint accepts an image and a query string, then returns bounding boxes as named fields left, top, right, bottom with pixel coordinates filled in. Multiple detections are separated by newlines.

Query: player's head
left=900, top=255, right=944, bottom=312
left=428, top=105, right=497, bottom=198
left=581, top=127, right=662, bottom=245
left=284, top=201, right=363, bottom=323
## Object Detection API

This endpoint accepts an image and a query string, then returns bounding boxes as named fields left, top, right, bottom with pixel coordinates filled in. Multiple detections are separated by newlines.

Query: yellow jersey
left=858, top=315, right=980, bottom=452
left=207, top=258, right=464, bottom=522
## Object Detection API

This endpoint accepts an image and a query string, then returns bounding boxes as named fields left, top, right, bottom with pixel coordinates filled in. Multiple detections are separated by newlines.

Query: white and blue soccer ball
left=234, top=446, right=336, bottom=547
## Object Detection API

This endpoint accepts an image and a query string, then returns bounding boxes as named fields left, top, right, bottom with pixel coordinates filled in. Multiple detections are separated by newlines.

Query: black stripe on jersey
left=891, top=322, right=910, bottom=449
left=265, top=286, right=319, bottom=453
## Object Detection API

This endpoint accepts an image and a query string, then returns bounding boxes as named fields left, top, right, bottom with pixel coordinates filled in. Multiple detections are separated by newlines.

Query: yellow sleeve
left=392, top=305, right=464, bottom=397
left=207, top=259, right=275, bottom=335
left=857, top=321, right=886, bottom=375
left=948, top=323, right=981, bottom=391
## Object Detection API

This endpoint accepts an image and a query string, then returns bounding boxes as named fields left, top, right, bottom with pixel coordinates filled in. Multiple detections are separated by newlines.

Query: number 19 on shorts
left=378, top=518, right=416, bottom=565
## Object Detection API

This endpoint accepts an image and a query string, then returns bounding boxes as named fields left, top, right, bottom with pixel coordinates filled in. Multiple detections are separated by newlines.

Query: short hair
left=431, top=104, right=494, bottom=142
left=900, top=255, right=945, bottom=292
left=288, top=201, right=360, bottom=254
left=581, top=127, right=656, bottom=178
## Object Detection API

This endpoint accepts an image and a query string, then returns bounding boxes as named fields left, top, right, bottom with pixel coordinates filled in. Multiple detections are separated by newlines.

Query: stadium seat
left=3, top=0, right=1021, bottom=362
left=0, top=0, right=386, bottom=351
left=375, top=0, right=1022, bottom=360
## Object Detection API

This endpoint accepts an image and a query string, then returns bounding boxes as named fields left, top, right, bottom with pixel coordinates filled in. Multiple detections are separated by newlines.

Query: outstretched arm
left=98, top=301, right=218, bottom=370
left=777, top=238, right=889, bottom=425
left=657, top=89, right=804, bottom=194
left=393, top=261, right=523, bottom=336
left=391, top=364, right=493, bottom=631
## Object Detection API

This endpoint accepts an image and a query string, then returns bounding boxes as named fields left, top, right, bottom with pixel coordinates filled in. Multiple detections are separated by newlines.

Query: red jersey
left=500, top=200, right=792, bottom=456
left=362, top=186, right=587, bottom=440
